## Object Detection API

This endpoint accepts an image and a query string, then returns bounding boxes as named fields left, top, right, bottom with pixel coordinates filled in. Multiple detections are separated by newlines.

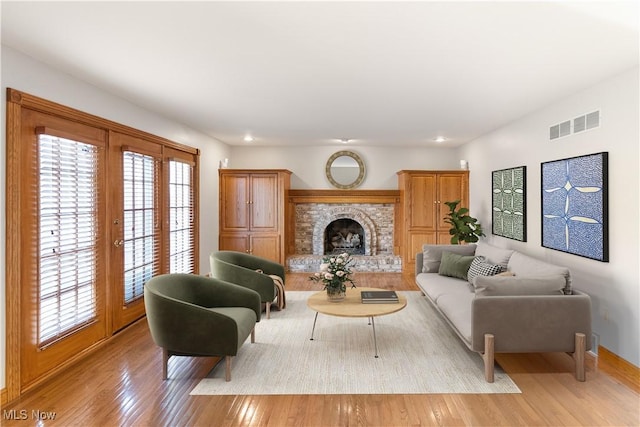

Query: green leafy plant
left=443, top=200, right=485, bottom=244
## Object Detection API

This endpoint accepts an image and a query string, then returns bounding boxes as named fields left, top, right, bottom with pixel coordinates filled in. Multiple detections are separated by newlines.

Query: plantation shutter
left=38, top=133, right=101, bottom=347
left=168, top=158, right=196, bottom=273
left=122, top=150, right=161, bottom=304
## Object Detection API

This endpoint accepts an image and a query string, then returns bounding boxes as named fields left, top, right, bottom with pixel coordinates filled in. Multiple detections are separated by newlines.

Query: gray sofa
left=415, top=241, right=592, bottom=382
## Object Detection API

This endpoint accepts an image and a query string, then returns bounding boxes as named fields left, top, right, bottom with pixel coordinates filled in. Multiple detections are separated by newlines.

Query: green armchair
left=210, top=251, right=286, bottom=319
left=144, top=273, right=261, bottom=381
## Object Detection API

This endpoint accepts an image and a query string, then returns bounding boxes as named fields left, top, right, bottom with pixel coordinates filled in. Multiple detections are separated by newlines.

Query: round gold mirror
left=325, top=151, right=365, bottom=189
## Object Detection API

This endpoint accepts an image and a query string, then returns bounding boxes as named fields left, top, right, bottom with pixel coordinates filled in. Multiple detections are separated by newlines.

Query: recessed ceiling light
left=339, top=138, right=351, bottom=144
left=244, top=135, right=254, bottom=142
left=434, top=136, right=447, bottom=143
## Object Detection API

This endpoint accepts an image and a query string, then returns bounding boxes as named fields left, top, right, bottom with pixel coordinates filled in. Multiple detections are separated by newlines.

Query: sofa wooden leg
left=251, top=328, right=255, bottom=343
left=225, top=356, right=232, bottom=382
left=162, top=348, right=169, bottom=380
left=573, top=332, right=586, bottom=382
left=266, top=301, right=270, bottom=319
left=482, top=334, right=495, bottom=383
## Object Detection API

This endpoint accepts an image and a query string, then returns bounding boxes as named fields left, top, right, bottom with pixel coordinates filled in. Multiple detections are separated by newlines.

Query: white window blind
left=123, top=151, right=159, bottom=304
left=168, top=160, right=195, bottom=273
left=38, top=134, right=98, bottom=346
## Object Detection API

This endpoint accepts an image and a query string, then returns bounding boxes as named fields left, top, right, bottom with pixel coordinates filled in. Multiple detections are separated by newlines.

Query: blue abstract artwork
left=492, top=166, right=527, bottom=241
left=541, top=152, right=608, bottom=262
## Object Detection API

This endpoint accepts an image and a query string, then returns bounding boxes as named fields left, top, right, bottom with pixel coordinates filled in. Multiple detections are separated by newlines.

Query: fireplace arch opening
left=324, top=219, right=365, bottom=255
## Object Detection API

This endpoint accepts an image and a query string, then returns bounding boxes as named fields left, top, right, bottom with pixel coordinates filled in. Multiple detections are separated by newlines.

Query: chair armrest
left=415, top=252, right=424, bottom=276
left=253, top=257, right=286, bottom=284
left=207, top=279, right=262, bottom=321
left=470, top=291, right=592, bottom=353
left=211, top=258, right=277, bottom=302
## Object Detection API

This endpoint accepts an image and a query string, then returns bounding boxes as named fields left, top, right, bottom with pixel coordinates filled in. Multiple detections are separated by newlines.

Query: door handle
left=113, top=239, right=124, bottom=247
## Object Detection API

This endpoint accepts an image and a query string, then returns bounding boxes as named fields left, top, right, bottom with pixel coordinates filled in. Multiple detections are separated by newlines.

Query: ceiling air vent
left=550, top=110, right=600, bottom=140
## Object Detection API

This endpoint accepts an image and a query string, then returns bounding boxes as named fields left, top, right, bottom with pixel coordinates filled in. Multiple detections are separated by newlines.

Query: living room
left=1, top=1, right=639, bottom=425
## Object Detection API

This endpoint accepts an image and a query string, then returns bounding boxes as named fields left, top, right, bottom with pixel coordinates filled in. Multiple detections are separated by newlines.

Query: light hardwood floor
left=2, top=273, right=639, bottom=426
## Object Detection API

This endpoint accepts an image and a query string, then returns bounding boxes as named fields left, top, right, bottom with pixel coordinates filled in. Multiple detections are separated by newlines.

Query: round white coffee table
left=306, top=287, right=407, bottom=357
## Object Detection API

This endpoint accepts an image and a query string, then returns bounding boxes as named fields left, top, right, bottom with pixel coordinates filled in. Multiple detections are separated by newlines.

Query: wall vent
left=586, top=110, right=600, bottom=129
left=550, top=110, right=600, bottom=141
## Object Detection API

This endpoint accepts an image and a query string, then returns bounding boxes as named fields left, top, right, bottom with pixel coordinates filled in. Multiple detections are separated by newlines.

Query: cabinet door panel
left=409, top=175, right=437, bottom=229
left=251, top=235, right=280, bottom=262
left=437, top=174, right=467, bottom=230
left=221, top=174, right=249, bottom=230
left=219, top=233, right=249, bottom=254
left=407, top=232, right=437, bottom=270
left=250, top=174, right=278, bottom=231
left=437, top=230, right=454, bottom=245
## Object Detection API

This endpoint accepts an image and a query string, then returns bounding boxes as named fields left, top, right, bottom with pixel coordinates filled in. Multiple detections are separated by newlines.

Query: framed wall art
left=541, top=152, right=609, bottom=262
left=492, top=166, right=527, bottom=241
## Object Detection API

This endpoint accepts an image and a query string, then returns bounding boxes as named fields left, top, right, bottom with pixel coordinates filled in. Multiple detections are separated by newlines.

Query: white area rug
left=190, top=291, right=521, bottom=395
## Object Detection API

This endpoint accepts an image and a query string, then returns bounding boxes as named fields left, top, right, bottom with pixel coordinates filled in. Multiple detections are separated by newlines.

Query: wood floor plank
left=2, top=272, right=638, bottom=426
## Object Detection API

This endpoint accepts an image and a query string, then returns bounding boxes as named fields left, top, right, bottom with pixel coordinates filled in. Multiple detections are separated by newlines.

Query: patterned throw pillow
left=467, top=256, right=505, bottom=284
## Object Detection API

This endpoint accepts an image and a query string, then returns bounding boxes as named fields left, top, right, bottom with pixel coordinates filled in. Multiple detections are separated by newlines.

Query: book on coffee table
left=361, top=290, right=399, bottom=303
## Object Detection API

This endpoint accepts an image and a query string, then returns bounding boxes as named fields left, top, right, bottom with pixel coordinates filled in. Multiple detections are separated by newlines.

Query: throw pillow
left=421, top=244, right=476, bottom=273
left=475, top=241, right=514, bottom=267
left=467, top=256, right=504, bottom=284
left=473, top=275, right=566, bottom=296
left=438, top=251, right=476, bottom=280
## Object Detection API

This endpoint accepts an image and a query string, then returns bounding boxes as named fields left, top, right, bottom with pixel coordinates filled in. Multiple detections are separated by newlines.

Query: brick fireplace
left=286, top=190, right=402, bottom=272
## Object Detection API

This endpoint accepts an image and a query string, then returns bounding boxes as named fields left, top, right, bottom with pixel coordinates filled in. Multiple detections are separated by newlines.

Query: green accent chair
left=210, top=251, right=285, bottom=319
left=144, top=273, right=260, bottom=381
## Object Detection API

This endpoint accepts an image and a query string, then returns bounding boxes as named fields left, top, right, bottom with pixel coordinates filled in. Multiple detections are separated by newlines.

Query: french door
left=7, top=89, right=199, bottom=398
left=19, top=110, right=109, bottom=390
left=109, top=132, right=163, bottom=332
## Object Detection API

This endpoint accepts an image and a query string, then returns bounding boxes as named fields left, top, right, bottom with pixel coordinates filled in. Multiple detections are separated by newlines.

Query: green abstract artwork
left=492, top=166, right=527, bottom=241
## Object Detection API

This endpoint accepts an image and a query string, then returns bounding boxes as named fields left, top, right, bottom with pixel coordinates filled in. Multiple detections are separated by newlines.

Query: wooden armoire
left=396, top=170, right=469, bottom=273
left=218, top=169, right=291, bottom=264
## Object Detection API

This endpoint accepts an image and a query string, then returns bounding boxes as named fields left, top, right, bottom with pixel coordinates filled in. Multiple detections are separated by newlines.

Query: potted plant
left=443, top=200, right=485, bottom=244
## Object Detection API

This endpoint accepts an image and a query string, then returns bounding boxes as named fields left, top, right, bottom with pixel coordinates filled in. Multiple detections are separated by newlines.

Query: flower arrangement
left=309, top=252, right=356, bottom=294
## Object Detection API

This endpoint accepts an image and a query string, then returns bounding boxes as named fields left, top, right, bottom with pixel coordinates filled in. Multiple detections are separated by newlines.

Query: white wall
left=0, top=46, right=231, bottom=390
left=458, top=67, right=640, bottom=367
left=228, top=145, right=462, bottom=189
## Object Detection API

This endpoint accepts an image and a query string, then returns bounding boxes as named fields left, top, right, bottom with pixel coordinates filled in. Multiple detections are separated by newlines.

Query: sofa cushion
left=416, top=273, right=472, bottom=303
left=421, top=244, right=476, bottom=273
left=473, top=275, right=566, bottom=296
left=438, top=252, right=475, bottom=280
left=475, top=241, right=514, bottom=267
left=436, top=292, right=474, bottom=345
left=467, top=256, right=505, bottom=284
left=507, top=251, right=572, bottom=293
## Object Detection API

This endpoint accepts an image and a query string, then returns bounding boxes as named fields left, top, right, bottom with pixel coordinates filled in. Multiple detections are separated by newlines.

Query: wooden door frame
left=4, top=88, right=200, bottom=402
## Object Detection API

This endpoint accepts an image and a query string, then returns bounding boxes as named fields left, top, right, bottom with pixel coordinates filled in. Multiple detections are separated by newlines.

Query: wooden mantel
left=287, top=189, right=400, bottom=204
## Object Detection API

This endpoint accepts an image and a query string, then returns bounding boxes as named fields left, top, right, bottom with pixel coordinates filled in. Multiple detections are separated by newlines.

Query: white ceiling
left=2, top=1, right=638, bottom=147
